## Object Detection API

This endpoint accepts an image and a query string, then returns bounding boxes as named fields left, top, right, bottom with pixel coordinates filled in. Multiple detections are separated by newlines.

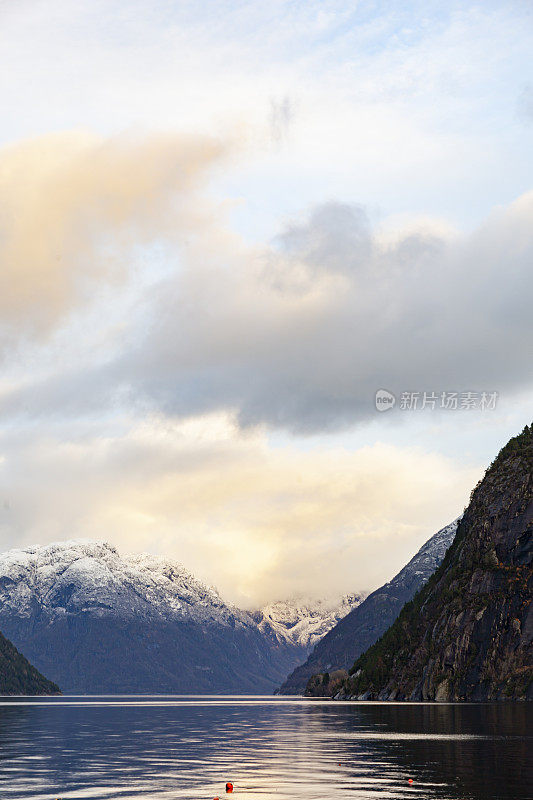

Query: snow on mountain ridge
left=254, top=594, right=366, bottom=649
left=381, top=518, right=461, bottom=592
left=0, top=539, right=313, bottom=694
left=0, top=540, right=367, bottom=652
left=0, top=539, right=251, bottom=629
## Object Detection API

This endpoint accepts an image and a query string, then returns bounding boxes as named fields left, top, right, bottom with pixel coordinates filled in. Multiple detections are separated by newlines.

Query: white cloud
left=8, top=190, right=529, bottom=431
left=1, top=1, right=532, bottom=228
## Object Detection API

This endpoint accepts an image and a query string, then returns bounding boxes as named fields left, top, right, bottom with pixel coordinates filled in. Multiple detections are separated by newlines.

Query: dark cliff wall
left=342, top=424, right=532, bottom=702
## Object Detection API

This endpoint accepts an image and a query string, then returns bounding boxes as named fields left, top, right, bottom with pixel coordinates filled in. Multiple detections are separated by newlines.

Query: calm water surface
left=0, top=696, right=530, bottom=800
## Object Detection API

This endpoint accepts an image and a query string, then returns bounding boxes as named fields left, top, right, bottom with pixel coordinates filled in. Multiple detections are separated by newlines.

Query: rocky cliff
left=339, top=424, right=532, bottom=701
left=279, top=520, right=458, bottom=693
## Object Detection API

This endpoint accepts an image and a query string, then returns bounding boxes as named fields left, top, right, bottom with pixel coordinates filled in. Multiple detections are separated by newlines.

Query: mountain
left=279, top=519, right=459, bottom=694
left=0, top=540, right=294, bottom=694
left=252, top=594, right=365, bottom=650
left=339, top=424, right=533, bottom=701
left=0, top=540, right=360, bottom=694
left=0, top=629, right=60, bottom=695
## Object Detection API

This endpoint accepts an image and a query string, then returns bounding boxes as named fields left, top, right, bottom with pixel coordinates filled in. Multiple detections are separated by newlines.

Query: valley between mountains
left=0, top=426, right=530, bottom=699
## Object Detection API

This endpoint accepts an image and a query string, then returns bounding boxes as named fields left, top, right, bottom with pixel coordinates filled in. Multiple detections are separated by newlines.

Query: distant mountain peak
left=253, top=593, right=366, bottom=649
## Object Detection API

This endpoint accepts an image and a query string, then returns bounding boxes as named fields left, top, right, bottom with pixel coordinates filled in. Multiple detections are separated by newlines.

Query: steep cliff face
left=342, top=424, right=532, bottom=702
left=279, top=520, right=458, bottom=694
left=0, top=629, right=60, bottom=695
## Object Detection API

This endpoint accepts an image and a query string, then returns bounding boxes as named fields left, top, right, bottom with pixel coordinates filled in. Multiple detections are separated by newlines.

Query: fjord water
left=0, top=697, right=530, bottom=800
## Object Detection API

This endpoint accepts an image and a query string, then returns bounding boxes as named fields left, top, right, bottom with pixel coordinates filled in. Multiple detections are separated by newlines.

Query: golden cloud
left=0, top=415, right=480, bottom=606
left=0, top=131, right=227, bottom=340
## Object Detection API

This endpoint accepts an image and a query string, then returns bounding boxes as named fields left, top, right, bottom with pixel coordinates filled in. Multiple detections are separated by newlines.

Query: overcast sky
left=0, top=0, right=532, bottom=607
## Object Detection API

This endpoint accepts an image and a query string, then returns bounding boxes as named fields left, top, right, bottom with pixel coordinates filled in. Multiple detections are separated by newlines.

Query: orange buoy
left=226, top=783, right=234, bottom=793
left=408, top=779, right=413, bottom=784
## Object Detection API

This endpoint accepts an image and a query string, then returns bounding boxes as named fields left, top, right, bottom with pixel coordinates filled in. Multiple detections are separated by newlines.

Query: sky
left=0, top=0, right=532, bottom=607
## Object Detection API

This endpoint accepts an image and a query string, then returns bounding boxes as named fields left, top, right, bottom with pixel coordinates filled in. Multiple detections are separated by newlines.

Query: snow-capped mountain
left=253, top=594, right=366, bottom=649
left=0, top=540, right=250, bottom=628
left=0, top=539, right=365, bottom=695
left=279, top=519, right=460, bottom=693
left=0, top=540, right=304, bottom=694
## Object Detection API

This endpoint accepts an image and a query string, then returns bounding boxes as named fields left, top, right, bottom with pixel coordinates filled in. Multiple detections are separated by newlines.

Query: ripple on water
left=0, top=697, right=530, bottom=800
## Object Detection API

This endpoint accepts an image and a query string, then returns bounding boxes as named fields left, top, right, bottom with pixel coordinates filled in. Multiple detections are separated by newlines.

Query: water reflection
left=0, top=698, right=530, bottom=800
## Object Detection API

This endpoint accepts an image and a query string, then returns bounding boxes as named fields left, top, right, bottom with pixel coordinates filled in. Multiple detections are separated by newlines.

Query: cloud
left=0, top=131, right=227, bottom=344
left=108, top=193, right=533, bottom=432
left=1, top=190, right=532, bottom=433
left=0, top=415, right=479, bottom=606
left=2, top=0, right=532, bottom=235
